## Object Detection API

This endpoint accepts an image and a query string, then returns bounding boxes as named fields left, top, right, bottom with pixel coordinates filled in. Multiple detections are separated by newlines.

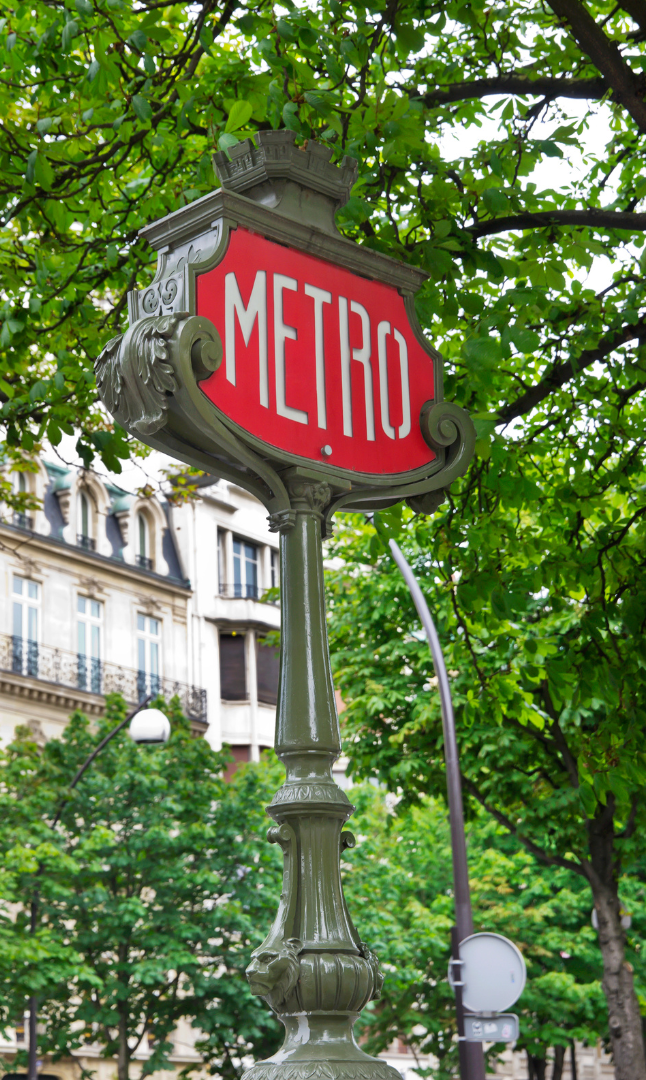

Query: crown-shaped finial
left=213, top=131, right=358, bottom=235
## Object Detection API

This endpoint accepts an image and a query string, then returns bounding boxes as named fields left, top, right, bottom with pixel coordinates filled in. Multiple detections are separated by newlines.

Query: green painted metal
left=93, top=131, right=478, bottom=1080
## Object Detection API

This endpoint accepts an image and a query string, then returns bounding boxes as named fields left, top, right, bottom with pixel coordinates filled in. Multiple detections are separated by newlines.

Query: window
left=217, top=529, right=226, bottom=593
left=77, top=491, right=95, bottom=550
left=270, top=548, right=280, bottom=590
left=77, top=596, right=102, bottom=693
left=136, top=513, right=153, bottom=570
left=14, top=1014, right=25, bottom=1043
left=12, top=575, right=39, bottom=676
left=220, top=633, right=246, bottom=700
left=257, top=637, right=279, bottom=705
left=11, top=472, right=32, bottom=529
left=137, top=614, right=161, bottom=699
left=233, top=538, right=258, bottom=599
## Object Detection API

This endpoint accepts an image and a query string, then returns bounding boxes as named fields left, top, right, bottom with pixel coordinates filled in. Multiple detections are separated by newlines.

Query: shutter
left=257, top=637, right=279, bottom=705
left=220, top=633, right=246, bottom=700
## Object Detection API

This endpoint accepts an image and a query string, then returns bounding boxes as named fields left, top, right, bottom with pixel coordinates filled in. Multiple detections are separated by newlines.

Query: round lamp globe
left=129, top=707, right=171, bottom=745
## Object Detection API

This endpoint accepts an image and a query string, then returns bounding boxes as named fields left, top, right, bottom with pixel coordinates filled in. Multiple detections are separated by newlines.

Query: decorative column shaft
left=244, top=481, right=397, bottom=1080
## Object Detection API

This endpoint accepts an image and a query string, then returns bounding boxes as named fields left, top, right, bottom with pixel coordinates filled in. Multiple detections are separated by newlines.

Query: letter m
left=225, top=271, right=268, bottom=407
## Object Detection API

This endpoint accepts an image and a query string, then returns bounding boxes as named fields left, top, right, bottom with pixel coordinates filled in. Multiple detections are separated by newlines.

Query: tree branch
left=460, top=774, right=586, bottom=875
left=497, top=318, right=646, bottom=425
left=469, top=208, right=646, bottom=238
left=422, top=73, right=607, bottom=108
left=546, top=0, right=646, bottom=132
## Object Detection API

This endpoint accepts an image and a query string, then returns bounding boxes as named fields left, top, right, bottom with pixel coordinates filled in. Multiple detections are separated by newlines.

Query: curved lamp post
left=27, top=699, right=169, bottom=1080
left=389, top=539, right=485, bottom=1080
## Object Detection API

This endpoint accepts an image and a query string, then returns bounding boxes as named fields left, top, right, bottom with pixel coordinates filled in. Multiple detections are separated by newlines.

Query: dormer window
left=77, top=491, right=95, bottom=551
left=136, top=513, right=153, bottom=570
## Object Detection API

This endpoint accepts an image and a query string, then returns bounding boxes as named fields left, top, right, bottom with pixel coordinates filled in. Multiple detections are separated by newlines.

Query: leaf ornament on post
left=94, top=314, right=223, bottom=437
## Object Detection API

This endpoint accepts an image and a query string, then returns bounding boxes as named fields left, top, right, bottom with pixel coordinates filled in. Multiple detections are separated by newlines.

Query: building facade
left=0, top=458, right=279, bottom=756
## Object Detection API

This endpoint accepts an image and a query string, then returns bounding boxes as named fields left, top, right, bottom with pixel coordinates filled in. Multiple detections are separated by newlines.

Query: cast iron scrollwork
left=94, top=314, right=222, bottom=437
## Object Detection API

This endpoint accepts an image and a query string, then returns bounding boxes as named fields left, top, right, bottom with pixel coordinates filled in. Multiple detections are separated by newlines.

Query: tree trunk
left=552, top=1045, right=566, bottom=1080
left=527, top=1052, right=547, bottom=1080
left=587, top=810, right=646, bottom=1080
left=117, top=1008, right=129, bottom=1080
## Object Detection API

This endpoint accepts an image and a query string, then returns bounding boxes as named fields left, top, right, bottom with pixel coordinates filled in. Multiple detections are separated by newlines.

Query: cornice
left=0, top=523, right=192, bottom=595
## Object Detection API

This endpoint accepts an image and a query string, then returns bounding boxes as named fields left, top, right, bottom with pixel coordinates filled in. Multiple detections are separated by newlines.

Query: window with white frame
left=137, top=613, right=161, bottom=699
left=270, top=548, right=279, bottom=590
left=77, top=596, right=103, bottom=693
left=217, top=529, right=226, bottom=594
left=136, top=513, right=153, bottom=570
left=77, top=490, right=95, bottom=550
left=233, top=538, right=258, bottom=599
left=12, top=575, right=40, bottom=676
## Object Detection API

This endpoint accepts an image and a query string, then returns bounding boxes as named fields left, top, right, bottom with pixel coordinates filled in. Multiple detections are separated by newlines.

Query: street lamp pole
left=26, top=697, right=166, bottom=1080
left=389, top=539, right=485, bottom=1080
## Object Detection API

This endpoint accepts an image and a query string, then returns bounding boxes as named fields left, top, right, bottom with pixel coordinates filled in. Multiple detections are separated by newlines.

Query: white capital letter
left=393, top=328, right=411, bottom=439
left=304, top=283, right=332, bottom=430
left=377, top=321, right=396, bottom=439
left=339, top=298, right=375, bottom=441
left=225, top=271, right=268, bottom=407
left=274, top=274, right=308, bottom=425
left=377, top=322, right=411, bottom=440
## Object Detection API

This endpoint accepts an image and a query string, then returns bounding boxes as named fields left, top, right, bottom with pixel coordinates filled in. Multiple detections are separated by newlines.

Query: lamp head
left=129, top=707, right=171, bottom=745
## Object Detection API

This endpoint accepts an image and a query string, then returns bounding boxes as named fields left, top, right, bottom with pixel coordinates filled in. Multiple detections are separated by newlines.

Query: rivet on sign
left=321, top=445, right=333, bottom=457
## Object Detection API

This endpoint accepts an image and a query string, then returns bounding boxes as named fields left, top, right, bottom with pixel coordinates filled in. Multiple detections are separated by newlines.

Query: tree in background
left=327, top=512, right=646, bottom=1080
left=2, top=0, right=646, bottom=481
left=0, top=695, right=283, bottom=1080
left=343, top=784, right=612, bottom=1080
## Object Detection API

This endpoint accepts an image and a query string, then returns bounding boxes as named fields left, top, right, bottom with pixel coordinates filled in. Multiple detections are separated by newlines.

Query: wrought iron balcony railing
left=1, top=633, right=207, bottom=722
left=13, top=511, right=33, bottom=530
left=135, top=554, right=153, bottom=570
left=77, top=534, right=96, bottom=551
left=218, top=583, right=279, bottom=604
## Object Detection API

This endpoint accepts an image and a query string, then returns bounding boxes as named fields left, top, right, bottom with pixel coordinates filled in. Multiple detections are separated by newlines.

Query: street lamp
left=389, top=539, right=485, bottom=1080
left=27, top=697, right=168, bottom=1080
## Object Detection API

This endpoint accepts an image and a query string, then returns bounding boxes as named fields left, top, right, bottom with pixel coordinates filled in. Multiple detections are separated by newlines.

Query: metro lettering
left=304, top=283, right=332, bottom=430
left=339, top=297, right=374, bottom=442
left=274, top=274, right=308, bottom=425
left=222, top=269, right=412, bottom=440
left=377, top=321, right=411, bottom=440
left=225, top=270, right=268, bottom=406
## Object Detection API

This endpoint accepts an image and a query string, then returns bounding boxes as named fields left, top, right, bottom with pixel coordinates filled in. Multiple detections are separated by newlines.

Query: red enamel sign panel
left=197, top=227, right=435, bottom=474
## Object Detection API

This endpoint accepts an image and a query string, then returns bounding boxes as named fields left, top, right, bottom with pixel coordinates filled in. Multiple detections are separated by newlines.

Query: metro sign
left=196, top=227, right=435, bottom=476
left=97, top=132, right=474, bottom=515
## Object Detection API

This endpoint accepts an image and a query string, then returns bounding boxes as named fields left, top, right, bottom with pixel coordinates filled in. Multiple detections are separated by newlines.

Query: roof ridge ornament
left=213, top=131, right=359, bottom=236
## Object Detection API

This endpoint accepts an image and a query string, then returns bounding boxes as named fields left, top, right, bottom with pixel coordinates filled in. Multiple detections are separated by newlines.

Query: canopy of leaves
left=0, top=696, right=284, bottom=1080
left=344, top=786, right=612, bottom=1078
left=3, top=0, right=646, bottom=480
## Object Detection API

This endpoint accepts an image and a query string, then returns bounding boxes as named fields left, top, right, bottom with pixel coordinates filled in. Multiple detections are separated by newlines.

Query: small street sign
left=448, top=932, right=526, bottom=1013
left=464, top=1014, right=519, bottom=1043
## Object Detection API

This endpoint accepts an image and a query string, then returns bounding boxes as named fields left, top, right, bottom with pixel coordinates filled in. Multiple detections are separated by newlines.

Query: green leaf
left=225, top=100, right=253, bottom=133
left=132, top=95, right=153, bottom=121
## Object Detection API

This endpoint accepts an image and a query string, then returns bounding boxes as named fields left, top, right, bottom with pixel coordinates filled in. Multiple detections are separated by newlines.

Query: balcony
left=13, top=511, right=33, bottom=530
left=1, top=634, right=207, bottom=722
left=136, top=554, right=153, bottom=571
left=77, top=534, right=96, bottom=551
left=218, top=583, right=279, bottom=604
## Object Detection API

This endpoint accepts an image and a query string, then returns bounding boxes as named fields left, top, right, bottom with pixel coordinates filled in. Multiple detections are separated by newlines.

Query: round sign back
left=449, top=933, right=526, bottom=1013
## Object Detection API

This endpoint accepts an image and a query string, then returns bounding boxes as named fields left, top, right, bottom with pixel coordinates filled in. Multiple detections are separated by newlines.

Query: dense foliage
left=0, top=696, right=284, bottom=1080
left=344, top=785, right=618, bottom=1080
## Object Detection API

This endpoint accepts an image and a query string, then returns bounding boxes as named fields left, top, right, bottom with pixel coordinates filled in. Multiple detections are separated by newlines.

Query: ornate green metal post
left=93, top=131, right=476, bottom=1080
left=245, top=478, right=391, bottom=1080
